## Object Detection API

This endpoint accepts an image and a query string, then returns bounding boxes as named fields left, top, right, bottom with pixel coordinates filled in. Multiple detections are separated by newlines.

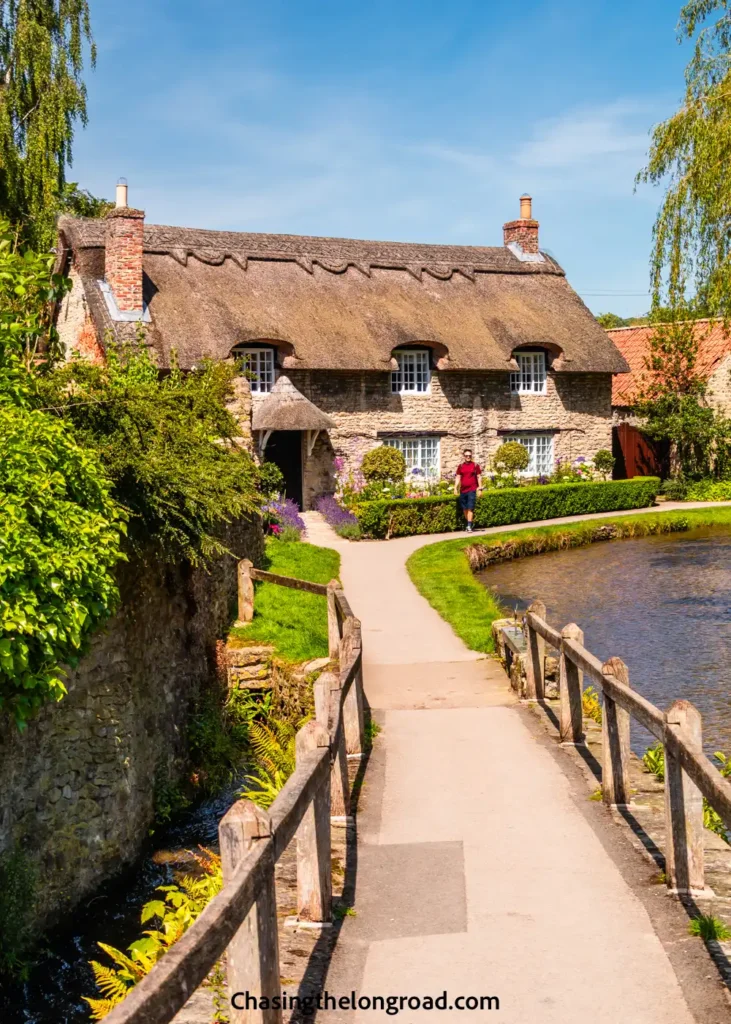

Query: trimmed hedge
left=684, top=479, right=731, bottom=502
left=355, top=477, right=661, bottom=539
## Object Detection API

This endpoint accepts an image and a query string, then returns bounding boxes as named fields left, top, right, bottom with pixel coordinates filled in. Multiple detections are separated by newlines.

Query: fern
left=582, top=685, right=602, bottom=725
left=84, top=848, right=223, bottom=1018
left=241, top=717, right=306, bottom=808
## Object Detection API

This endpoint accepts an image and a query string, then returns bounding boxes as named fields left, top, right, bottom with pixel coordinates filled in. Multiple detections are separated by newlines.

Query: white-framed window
left=505, top=434, right=554, bottom=476
left=510, top=351, right=547, bottom=394
left=391, top=349, right=431, bottom=394
left=383, top=436, right=441, bottom=478
left=233, top=346, right=275, bottom=393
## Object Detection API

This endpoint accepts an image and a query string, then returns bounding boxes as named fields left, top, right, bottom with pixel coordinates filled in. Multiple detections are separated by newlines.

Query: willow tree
left=639, top=1, right=731, bottom=313
left=0, top=0, right=96, bottom=246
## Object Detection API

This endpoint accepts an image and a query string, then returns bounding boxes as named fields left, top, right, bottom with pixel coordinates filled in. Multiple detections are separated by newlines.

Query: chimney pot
left=115, top=178, right=128, bottom=209
left=503, top=194, right=539, bottom=255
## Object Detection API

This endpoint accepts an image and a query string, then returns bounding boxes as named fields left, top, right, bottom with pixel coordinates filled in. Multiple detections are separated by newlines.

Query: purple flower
left=315, top=494, right=359, bottom=529
left=575, top=456, right=586, bottom=464
left=264, top=498, right=306, bottom=536
left=333, top=456, right=345, bottom=473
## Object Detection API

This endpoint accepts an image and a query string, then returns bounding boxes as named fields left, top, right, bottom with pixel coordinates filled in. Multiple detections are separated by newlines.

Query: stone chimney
left=503, top=194, right=539, bottom=255
left=105, top=180, right=145, bottom=314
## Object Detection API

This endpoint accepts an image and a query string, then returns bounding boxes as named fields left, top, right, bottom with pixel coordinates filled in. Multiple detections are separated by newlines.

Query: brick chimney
left=503, top=194, right=539, bottom=255
left=105, top=180, right=145, bottom=314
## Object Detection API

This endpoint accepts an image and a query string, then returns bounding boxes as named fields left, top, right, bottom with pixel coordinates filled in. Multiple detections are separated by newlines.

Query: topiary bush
left=354, top=477, right=661, bottom=539
left=593, top=449, right=616, bottom=479
left=493, top=441, right=530, bottom=474
left=361, top=445, right=406, bottom=483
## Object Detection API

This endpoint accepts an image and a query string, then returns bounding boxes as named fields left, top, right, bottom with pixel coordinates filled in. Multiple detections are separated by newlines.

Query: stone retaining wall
left=0, top=518, right=263, bottom=934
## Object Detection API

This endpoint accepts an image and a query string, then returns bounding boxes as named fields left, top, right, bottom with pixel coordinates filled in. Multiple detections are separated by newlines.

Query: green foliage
left=661, top=477, right=689, bottom=500
left=355, top=478, right=661, bottom=539
left=0, top=402, right=124, bottom=726
left=361, top=444, right=406, bottom=483
left=688, top=914, right=731, bottom=941
left=57, top=181, right=113, bottom=219
left=187, top=686, right=272, bottom=796
left=85, top=849, right=222, bottom=1019
left=242, top=718, right=299, bottom=808
left=0, top=847, right=36, bottom=977
left=638, top=2, right=731, bottom=312
left=0, top=0, right=96, bottom=247
left=582, top=686, right=603, bottom=725
left=278, top=525, right=302, bottom=543
left=684, top=478, right=731, bottom=500
left=237, top=539, right=340, bottom=663
left=406, top=509, right=703, bottom=657
left=593, top=450, right=616, bottom=480
left=37, top=344, right=260, bottom=563
left=596, top=312, right=630, bottom=328
left=335, top=522, right=362, bottom=541
left=493, top=441, right=530, bottom=477
left=258, top=460, right=285, bottom=498
left=643, top=742, right=665, bottom=781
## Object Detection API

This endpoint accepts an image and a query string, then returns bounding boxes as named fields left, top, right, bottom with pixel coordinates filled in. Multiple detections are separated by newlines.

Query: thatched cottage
left=55, top=186, right=628, bottom=508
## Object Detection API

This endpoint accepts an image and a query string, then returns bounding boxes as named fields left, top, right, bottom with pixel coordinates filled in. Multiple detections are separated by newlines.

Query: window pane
left=391, top=350, right=430, bottom=393
left=384, top=437, right=440, bottom=477
left=505, top=434, right=553, bottom=475
left=236, top=347, right=274, bottom=393
left=511, top=352, right=546, bottom=394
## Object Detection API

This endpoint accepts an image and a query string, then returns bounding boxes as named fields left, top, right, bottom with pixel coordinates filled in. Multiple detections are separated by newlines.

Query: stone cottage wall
left=0, top=519, right=263, bottom=933
left=286, top=369, right=613, bottom=506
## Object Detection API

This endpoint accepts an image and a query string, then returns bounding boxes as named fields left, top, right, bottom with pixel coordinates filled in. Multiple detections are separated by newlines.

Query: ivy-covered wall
left=0, top=518, right=263, bottom=934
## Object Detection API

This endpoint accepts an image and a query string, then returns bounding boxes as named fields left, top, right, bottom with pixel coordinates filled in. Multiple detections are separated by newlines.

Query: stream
left=477, top=526, right=731, bottom=756
left=2, top=782, right=241, bottom=1023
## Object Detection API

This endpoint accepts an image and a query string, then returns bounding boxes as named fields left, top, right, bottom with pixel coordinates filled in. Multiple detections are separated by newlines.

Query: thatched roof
left=251, top=376, right=334, bottom=431
left=57, top=217, right=629, bottom=375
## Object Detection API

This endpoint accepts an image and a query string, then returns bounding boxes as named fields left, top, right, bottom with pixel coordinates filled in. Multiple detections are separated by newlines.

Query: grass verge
left=406, top=508, right=731, bottom=655
left=230, top=538, right=341, bottom=663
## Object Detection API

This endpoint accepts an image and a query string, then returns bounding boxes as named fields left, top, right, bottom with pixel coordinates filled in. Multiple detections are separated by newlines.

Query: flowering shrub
left=263, top=498, right=306, bottom=539
left=315, top=495, right=362, bottom=540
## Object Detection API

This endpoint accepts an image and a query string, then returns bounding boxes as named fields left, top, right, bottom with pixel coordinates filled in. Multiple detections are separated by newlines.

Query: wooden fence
left=520, top=599, right=731, bottom=896
left=104, top=560, right=365, bottom=1024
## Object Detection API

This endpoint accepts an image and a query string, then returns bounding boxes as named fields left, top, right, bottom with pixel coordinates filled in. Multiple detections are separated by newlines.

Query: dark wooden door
left=266, top=431, right=303, bottom=507
left=613, top=423, right=669, bottom=479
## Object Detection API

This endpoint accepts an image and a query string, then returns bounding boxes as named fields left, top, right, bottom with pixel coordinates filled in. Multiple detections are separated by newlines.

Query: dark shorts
left=458, top=490, right=477, bottom=511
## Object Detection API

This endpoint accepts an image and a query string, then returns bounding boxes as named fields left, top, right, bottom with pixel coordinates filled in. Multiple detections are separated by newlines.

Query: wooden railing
left=105, top=561, right=365, bottom=1024
left=522, top=600, right=731, bottom=895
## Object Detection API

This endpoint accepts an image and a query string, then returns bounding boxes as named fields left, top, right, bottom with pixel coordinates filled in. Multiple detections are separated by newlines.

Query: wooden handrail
left=522, top=606, right=731, bottom=895
left=105, top=566, right=366, bottom=1024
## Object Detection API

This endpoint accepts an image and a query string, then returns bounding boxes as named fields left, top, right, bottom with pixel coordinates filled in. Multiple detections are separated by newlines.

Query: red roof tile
left=608, top=319, right=731, bottom=405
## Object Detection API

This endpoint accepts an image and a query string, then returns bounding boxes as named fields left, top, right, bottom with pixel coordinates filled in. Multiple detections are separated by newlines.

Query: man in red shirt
left=454, top=448, right=483, bottom=532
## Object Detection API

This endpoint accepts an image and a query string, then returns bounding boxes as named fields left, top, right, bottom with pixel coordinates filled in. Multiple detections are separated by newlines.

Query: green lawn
left=230, top=539, right=341, bottom=664
left=406, top=507, right=731, bottom=655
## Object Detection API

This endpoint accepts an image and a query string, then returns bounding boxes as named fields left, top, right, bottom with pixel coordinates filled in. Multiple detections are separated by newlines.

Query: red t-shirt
left=456, top=462, right=481, bottom=493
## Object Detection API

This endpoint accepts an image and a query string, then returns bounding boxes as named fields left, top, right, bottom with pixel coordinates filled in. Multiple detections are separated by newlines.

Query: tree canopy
left=639, top=1, right=731, bottom=313
left=0, top=0, right=97, bottom=246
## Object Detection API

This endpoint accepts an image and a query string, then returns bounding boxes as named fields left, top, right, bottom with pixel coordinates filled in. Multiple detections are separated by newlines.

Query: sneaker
left=466, top=523, right=473, bottom=532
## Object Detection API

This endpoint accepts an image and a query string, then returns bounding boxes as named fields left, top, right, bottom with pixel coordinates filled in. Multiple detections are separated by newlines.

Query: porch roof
left=251, top=375, right=335, bottom=432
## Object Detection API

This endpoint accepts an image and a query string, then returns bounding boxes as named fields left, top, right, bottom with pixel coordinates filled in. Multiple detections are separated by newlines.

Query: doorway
left=265, top=431, right=303, bottom=507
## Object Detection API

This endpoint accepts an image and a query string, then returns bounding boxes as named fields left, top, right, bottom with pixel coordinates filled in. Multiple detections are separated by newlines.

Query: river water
left=1, top=783, right=240, bottom=1023
left=477, top=528, right=731, bottom=755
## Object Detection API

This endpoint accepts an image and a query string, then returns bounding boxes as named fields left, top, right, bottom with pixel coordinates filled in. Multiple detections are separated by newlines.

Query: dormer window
left=392, top=349, right=431, bottom=394
left=510, top=351, right=547, bottom=395
left=233, top=346, right=275, bottom=393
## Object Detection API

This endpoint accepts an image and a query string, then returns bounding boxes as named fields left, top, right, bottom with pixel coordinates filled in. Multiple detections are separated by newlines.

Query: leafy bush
left=258, top=460, right=284, bottom=498
left=493, top=441, right=530, bottom=475
left=593, top=450, right=616, bottom=479
left=582, top=686, right=602, bottom=725
left=643, top=742, right=665, bottom=780
left=0, top=404, right=125, bottom=727
left=37, top=344, right=260, bottom=563
left=661, top=477, right=689, bottom=501
left=355, top=478, right=661, bottom=539
left=361, top=444, right=406, bottom=483
left=684, top=479, right=731, bottom=501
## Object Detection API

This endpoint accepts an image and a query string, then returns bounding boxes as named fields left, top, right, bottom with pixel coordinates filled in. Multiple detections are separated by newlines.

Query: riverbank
left=406, top=506, right=731, bottom=656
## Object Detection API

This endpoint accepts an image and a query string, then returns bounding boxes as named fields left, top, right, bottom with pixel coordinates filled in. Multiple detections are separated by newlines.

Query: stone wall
left=288, top=369, right=613, bottom=505
left=0, top=519, right=263, bottom=933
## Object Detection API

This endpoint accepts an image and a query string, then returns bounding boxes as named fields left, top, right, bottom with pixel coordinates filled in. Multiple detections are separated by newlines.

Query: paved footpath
left=302, top=503, right=731, bottom=1024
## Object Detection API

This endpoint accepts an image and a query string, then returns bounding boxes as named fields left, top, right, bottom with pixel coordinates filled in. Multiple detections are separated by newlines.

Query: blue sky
left=73, top=0, right=692, bottom=317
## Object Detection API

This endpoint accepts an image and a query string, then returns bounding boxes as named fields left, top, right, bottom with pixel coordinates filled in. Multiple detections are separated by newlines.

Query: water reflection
left=477, top=527, right=731, bottom=755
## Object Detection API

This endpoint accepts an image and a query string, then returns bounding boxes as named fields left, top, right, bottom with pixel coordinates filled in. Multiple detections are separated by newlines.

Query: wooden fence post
left=341, top=617, right=365, bottom=757
left=664, top=699, right=705, bottom=893
left=559, top=624, right=584, bottom=745
left=295, top=721, right=332, bottom=923
left=219, top=801, right=281, bottom=1024
left=327, top=580, right=340, bottom=661
left=236, top=559, right=255, bottom=626
left=601, top=657, right=632, bottom=808
left=524, top=600, right=546, bottom=700
left=315, top=670, right=350, bottom=820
